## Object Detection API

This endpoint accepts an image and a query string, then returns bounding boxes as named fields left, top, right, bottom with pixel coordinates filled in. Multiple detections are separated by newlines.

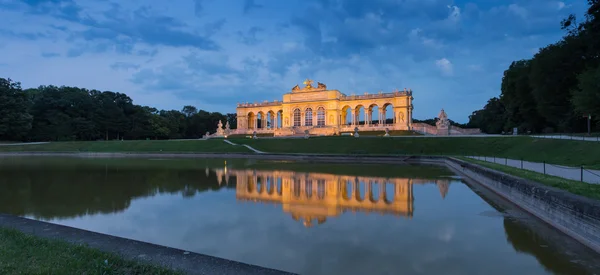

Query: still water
left=1, top=156, right=599, bottom=275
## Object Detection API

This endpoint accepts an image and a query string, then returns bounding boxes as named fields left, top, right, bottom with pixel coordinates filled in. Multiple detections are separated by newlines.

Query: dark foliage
left=0, top=79, right=236, bottom=141
left=468, top=0, right=600, bottom=134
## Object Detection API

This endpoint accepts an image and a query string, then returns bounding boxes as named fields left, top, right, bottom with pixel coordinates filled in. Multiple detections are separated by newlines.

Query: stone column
left=380, top=109, right=385, bottom=125
left=351, top=110, right=356, bottom=125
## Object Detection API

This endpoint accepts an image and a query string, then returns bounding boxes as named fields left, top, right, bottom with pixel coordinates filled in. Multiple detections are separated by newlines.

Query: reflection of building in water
left=213, top=167, right=451, bottom=227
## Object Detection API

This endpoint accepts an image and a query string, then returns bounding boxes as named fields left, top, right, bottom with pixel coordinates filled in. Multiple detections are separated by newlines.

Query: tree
left=182, top=105, right=197, bottom=117
left=572, top=65, right=600, bottom=128
left=226, top=113, right=237, bottom=129
left=467, top=97, right=506, bottom=134
left=0, top=78, right=33, bottom=141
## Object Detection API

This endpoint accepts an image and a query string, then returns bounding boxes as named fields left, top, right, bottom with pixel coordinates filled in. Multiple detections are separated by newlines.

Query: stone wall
left=446, top=157, right=600, bottom=254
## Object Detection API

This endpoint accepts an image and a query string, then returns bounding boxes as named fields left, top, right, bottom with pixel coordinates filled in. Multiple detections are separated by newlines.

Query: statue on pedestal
left=216, top=120, right=225, bottom=136
left=436, top=109, right=450, bottom=129
left=304, top=129, right=310, bottom=139
left=354, top=127, right=360, bottom=138
left=253, top=131, right=258, bottom=139
left=384, top=128, right=390, bottom=137
left=436, top=109, right=451, bottom=136
left=224, top=121, right=231, bottom=136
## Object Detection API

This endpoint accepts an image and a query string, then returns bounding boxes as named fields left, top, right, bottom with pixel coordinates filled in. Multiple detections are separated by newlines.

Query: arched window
left=305, top=179, right=313, bottom=198
left=317, top=107, right=325, bottom=126
left=305, top=108, right=313, bottom=126
left=293, top=109, right=301, bottom=126
left=317, top=179, right=325, bottom=199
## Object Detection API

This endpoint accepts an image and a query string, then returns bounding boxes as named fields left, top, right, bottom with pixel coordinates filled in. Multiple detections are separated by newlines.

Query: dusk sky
left=0, top=0, right=587, bottom=122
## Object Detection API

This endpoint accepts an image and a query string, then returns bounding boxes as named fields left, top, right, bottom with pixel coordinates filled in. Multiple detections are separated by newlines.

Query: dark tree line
left=468, top=0, right=600, bottom=134
left=0, top=78, right=236, bottom=141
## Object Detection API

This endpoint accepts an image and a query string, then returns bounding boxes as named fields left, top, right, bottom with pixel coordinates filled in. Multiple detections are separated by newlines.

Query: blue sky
left=0, top=0, right=587, bottom=122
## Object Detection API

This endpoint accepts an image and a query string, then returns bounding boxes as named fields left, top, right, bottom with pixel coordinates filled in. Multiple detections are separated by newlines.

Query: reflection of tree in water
left=0, top=165, right=232, bottom=220
left=468, top=184, right=596, bottom=275
left=503, top=219, right=590, bottom=275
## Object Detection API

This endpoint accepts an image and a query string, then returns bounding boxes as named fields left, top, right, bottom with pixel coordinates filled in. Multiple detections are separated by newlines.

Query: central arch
left=305, top=108, right=313, bottom=126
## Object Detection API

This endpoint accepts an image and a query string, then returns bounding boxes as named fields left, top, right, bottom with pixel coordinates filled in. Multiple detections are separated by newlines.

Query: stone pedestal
left=384, top=128, right=390, bottom=137
left=354, top=127, right=360, bottom=138
left=436, top=109, right=451, bottom=136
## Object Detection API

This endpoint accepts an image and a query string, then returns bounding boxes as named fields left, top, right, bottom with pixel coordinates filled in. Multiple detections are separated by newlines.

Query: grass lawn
left=0, top=227, right=182, bottom=275
left=234, top=136, right=600, bottom=169
left=2, top=136, right=599, bottom=169
left=0, top=139, right=252, bottom=153
left=459, top=157, right=600, bottom=201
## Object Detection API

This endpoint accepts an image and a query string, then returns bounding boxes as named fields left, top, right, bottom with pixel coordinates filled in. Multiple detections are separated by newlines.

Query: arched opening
left=354, top=105, right=365, bottom=126
left=341, top=106, right=351, bottom=126
left=257, top=111, right=266, bottom=129
left=277, top=178, right=283, bottom=196
left=383, top=103, right=395, bottom=125
left=293, top=108, right=301, bottom=127
left=354, top=179, right=365, bottom=202
left=317, top=179, right=325, bottom=199
left=342, top=179, right=353, bottom=200
left=316, top=107, right=325, bottom=127
left=267, top=177, right=274, bottom=195
left=369, top=181, right=379, bottom=202
left=267, top=111, right=275, bottom=129
left=257, top=176, right=264, bottom=193
left=368, top=104, right=379, bottom=126
left=247, top=112, right=255, bottom=129
left=305, top=179, right=313, bottom=199
left=384, top=182, right=395, bottom=204
left=305, top=108, right=313, bottom=126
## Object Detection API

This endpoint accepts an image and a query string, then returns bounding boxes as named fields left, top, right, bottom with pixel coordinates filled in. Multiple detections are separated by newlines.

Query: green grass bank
left=1, top=136, right=598, bottom=169
left=459, top=157, right=600, bottom=201
left=236, top=136, right=600, bottom=169
left=0, top=227, right=181, bottom=275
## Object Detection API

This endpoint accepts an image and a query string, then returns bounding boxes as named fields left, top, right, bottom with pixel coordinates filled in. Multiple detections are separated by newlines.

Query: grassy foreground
left=461, top=158, right=600, bottom=201
left=0, top=227, right=182, bottom=275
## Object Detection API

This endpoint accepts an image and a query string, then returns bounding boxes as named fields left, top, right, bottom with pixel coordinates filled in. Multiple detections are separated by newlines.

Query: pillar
left=351, top=110, right=356, bottom=125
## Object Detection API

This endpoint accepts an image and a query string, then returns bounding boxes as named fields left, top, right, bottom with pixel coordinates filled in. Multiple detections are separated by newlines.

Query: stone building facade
left=233, top=79, right=414, bottom=136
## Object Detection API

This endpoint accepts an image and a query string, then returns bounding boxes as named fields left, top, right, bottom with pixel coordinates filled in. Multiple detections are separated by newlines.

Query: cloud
left=435, top=58, right=453, bottom=76
left=110, top=62, right=140, bottom=71
left=41, top=52, right=60, bottom=58
left=237, top=27, right=263, bottom=45
left=0, top=0, right=588, bottom=122
left=243, top=0, right=263, bottom=14
left=508, top=4, right=528, bottom=19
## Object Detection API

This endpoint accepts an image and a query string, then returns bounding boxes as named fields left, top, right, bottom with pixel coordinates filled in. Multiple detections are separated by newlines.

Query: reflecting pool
left=0, top=156, right=599, bottom=275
